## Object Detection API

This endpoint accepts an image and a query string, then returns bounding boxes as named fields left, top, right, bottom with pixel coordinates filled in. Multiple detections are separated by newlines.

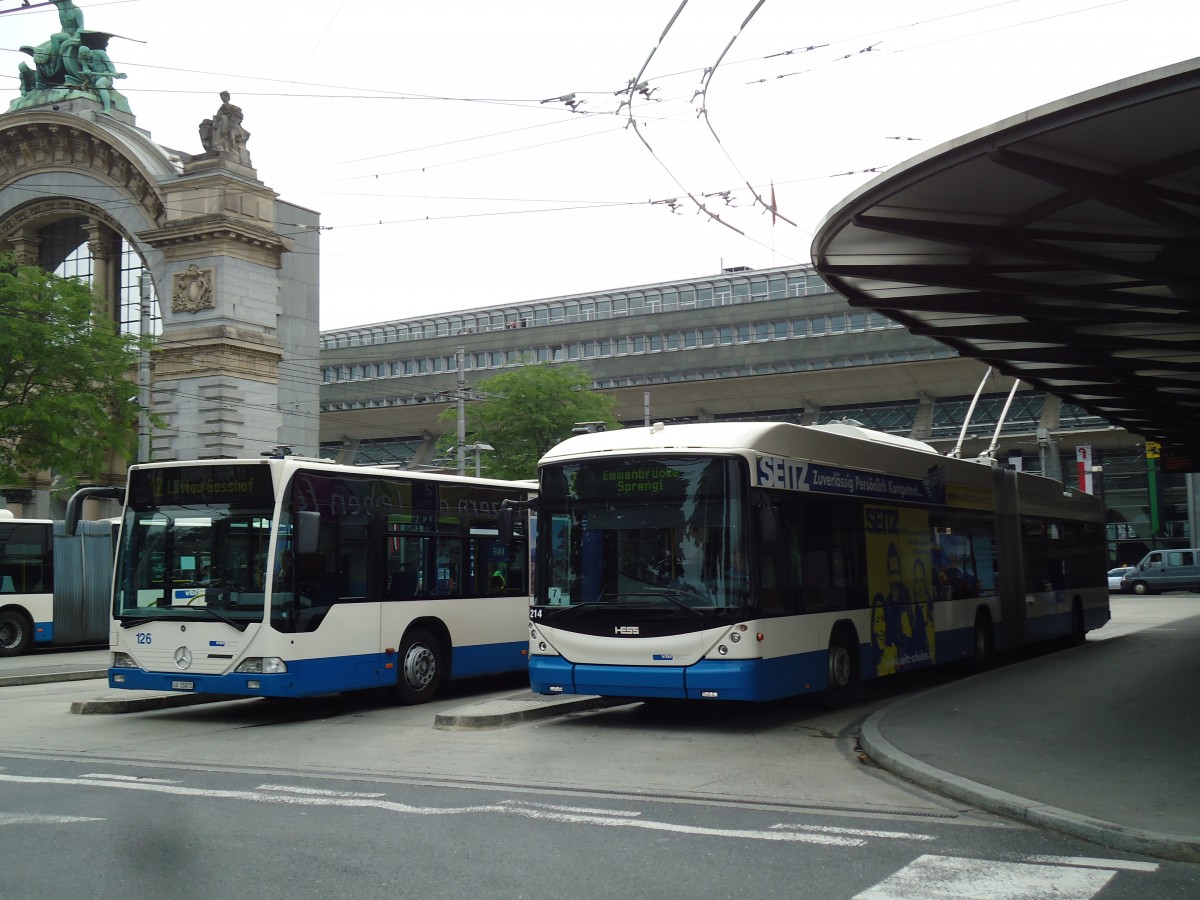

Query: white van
left=1120, top=548, right=1200, bottom=595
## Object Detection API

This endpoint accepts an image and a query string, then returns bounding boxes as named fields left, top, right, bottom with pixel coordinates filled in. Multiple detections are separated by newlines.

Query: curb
left=859, top=709, right=1200, bottom=864
left=71, top=692, right=238, bottom=715
left=0, top=669, right=107, bottom=688
left=434, top=693, right=630, bottom=729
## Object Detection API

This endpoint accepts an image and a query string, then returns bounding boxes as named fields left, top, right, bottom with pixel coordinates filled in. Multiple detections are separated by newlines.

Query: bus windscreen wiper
left=192, top=606, right=249, bottom=631
left=623, top=591, right=706, bottom=621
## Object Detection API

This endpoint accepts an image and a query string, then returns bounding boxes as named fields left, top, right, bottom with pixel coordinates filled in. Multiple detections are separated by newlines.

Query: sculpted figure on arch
left=199, top=91, right=253, bottom=166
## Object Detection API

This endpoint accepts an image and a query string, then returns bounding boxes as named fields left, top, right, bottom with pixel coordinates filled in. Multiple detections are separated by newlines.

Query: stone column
left=7, top=224, right=41, bottom=265
left=83, top=220, right=120, bottom=321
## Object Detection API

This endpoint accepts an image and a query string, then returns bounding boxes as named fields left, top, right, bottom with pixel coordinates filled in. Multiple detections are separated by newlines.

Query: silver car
left=1108, top=566, right=1134, bottom=590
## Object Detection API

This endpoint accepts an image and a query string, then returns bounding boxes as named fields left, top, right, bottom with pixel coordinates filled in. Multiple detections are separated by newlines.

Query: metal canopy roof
left=812, top=57, right=1200, bottom=450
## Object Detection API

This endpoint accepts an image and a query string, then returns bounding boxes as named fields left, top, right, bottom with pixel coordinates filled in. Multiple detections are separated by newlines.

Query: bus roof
left=541, top=421, right=939, bottom=464
left=124, top=457, right=537, bottom=492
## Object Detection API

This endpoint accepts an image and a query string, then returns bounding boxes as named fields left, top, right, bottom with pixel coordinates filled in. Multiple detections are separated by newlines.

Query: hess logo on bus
left=614, top=626, right=640, bottom=636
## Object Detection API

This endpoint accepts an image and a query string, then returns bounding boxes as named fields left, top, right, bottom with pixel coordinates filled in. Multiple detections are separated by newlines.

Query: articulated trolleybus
left=0, top=514, right=115, bottom=657
left=93, top=457, right=534, bottom=702
left=528, top=421, right=1108, bottom=702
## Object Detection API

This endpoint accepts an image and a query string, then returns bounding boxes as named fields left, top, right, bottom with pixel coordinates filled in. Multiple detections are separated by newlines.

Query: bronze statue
left=10, top=1, right=133, bottom=115
left=77, top=45, right=125, bottom=113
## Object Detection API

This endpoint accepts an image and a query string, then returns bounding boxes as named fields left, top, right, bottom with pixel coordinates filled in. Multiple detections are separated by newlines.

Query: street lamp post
left=463, top=442, right=494, bottom=478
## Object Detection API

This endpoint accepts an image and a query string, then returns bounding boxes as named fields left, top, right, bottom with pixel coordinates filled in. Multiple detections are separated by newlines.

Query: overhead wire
left=690, top=0, right=797, bottom=229
left=0, top=0, right=1145, bottom=303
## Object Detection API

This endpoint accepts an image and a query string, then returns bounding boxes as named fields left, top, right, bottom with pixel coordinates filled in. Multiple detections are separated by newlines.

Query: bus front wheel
left=0, top=610, right=31, bottom=657
left=393, top=628, right=444, bottom=704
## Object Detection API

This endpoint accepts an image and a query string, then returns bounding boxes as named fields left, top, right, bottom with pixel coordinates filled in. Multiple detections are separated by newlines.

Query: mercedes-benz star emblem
left=174, top=646, right=193, bottom=670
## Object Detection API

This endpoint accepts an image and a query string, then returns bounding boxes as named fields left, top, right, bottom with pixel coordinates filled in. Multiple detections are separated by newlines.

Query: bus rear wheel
left=1068, top=601, right=1086, bottom=646
left=821, top=630, right=858, bottom=708
left=971, top=610, right=995, bottom=672
left=393, top=628, right=443, bottom=704
left=0, top=610, right=31, bottom=657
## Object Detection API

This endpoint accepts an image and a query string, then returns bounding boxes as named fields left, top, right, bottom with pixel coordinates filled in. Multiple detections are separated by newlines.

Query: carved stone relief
left=171, top=264, right=215, bottom=313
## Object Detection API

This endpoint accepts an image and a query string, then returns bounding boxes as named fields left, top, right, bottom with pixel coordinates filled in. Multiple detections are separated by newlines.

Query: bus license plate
left=171, top=680, right=195, bottom=691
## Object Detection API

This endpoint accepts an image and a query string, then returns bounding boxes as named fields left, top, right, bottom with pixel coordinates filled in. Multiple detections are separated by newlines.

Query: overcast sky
left=4, top=0, right=1195, bottom=330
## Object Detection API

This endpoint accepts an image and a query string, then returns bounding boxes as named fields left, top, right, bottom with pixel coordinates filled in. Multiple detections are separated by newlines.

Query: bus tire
left=971, top=609, right=994, bottom=672
left=0, top=609, right=31, bottom=657
left=1069, top=600, right=1086, bottom=646
left=822, top=628, right=858, bottom=708
left=393, top=628, right=443, bottom=704
left=1129, top=580, right=1151, bottom=596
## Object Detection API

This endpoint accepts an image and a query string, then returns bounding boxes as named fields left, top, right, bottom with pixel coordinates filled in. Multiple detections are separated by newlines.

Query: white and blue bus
left=527, top=421, right=1108, bottom=702
left=83, top=457, right=535, bottom=702
left=0, top=514, right=115, bottom=656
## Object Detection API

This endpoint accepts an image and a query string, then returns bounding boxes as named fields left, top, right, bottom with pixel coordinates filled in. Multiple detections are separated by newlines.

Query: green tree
left=440, top=362, right=619, bottom=480
left=0, top=253, right=145, bottom=489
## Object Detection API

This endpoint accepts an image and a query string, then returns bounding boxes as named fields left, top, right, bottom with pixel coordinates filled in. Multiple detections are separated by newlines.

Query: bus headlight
left=234, top=657, right=288, bottom=675
left=112, top=652, right=137, bottom=668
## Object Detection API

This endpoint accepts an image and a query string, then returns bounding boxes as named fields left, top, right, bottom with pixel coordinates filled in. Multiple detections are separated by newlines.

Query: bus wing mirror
left=64, top=486, right=126, bottom=536
left=498, top=497, right=537, bottom=545
left=294, top=510, right=321, bottom=555
left=498, top=506, right=515, bottom=545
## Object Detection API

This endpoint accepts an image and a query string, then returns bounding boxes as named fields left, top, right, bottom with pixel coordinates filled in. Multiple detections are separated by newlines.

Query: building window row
left=322, top=311, right=902, bottom=383
left=320, top=346, right=956, bottom=410
left=319, top=267, right=832, bottom=350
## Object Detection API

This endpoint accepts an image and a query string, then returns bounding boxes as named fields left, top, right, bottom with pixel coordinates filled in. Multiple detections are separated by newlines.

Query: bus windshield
left=114, top=465, right=276, bottom=626
left=538, top=456, right=747, bottom=612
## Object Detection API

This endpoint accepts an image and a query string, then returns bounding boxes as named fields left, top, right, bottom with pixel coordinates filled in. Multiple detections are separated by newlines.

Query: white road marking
left=501, top=799, right=643, bottom=817
left=0, top=773, right=863, bottom=846
left=855, top=854, right=1116, bottom=900
left=773, top=823, right=936, bottom=841
left=257, top=784, right=386, bottom=799
left=0, top=812, right=104, bottom=825
left=1020, top=855, right=1159, bottom=873
left=81, top=773, right=181, bottom=785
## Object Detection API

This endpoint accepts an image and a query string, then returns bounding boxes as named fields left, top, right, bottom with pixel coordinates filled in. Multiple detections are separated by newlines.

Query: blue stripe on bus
left=110, top=641, right=527, bottom=699
left=110, top=652, right=391, bottom=698
left=533, top=605, right=1111, bottom=703
left=531, top=647, right=846, bottom=702
left=33, top=622, right=53, bottom=644
left=936, top=625, right=975, bottom=661
left=450, top=641, right=527, bottom=679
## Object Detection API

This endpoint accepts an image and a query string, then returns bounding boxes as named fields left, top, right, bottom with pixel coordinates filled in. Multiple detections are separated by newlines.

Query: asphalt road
left=1, top=597, right=1196, bottom=897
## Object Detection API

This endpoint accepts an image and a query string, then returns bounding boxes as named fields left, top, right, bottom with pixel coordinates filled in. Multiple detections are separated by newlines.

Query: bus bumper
left=530, top=654, right=827, bottom=702
left=107, top=653, right=393, bottom=698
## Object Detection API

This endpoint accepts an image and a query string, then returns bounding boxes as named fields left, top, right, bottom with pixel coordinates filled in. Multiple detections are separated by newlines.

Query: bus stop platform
left=859, top=609, right=1200, bottom=863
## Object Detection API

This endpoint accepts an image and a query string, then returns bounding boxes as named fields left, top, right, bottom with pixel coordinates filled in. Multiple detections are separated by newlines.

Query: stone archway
left=0, top=104, right=320, bottom=511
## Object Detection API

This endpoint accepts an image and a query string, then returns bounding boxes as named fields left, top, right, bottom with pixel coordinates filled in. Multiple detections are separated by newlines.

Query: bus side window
left=389, top=565, right=419, bottom=598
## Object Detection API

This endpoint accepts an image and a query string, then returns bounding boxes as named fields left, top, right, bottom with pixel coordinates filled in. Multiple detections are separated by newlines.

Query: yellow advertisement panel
left=865, top=506, right=936, bottom=676
left=946, top=483, right=994, bottom=511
